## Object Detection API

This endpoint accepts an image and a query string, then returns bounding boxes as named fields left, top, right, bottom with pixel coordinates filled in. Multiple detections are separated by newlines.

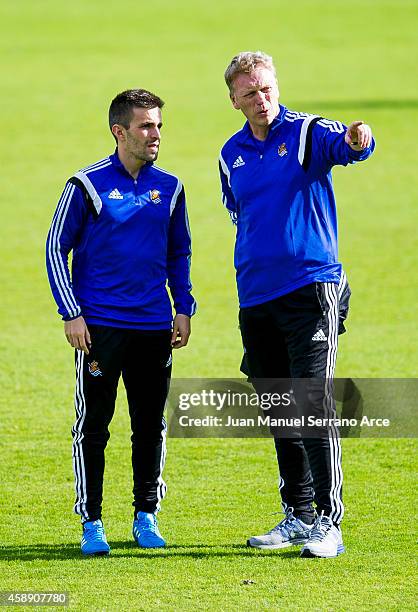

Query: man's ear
left=230, top=92, right=240, bottom=110
left=111, top=124, right=126, bottom=142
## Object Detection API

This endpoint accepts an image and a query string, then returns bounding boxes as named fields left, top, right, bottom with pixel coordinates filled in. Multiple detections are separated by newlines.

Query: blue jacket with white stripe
left=219, top=105, right=375, bottom=308
left=46, top=152, right=196, bottom=329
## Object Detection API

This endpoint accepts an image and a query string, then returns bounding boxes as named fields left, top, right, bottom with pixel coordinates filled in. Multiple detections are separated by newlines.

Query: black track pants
left=72, top=326, right=172, bottom=522
left=239, top=277, right=350, bottom=525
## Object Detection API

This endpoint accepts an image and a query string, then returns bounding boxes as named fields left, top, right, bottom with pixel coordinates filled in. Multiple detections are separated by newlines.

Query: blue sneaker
left=81, top=519, right=110, bottom=556
left=133, top=511, right=166, bottom=548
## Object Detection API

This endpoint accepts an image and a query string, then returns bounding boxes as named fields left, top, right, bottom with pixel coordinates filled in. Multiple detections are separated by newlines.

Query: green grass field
left=1, top=0, right=417, bottom=609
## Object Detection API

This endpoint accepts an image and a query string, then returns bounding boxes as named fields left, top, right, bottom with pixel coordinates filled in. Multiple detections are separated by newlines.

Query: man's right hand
left=64, top=316, right=91, bottom=354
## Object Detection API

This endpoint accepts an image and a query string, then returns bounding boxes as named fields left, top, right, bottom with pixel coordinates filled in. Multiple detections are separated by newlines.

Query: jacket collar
left=109, top=149, right=153, bottom=176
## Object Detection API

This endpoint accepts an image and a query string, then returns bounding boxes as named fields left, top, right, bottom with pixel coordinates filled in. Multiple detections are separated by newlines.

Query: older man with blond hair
left=219, top=51, right=375, bottom=558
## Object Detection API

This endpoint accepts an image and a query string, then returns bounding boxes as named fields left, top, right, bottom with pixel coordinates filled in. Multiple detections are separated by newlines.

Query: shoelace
left=269, top=509, right=299, bottom=537
left=308, top=511, right=332, bottom=542
left=136, top=515, right=157, bottom=532
left=84, top=525, right=105, bottom=541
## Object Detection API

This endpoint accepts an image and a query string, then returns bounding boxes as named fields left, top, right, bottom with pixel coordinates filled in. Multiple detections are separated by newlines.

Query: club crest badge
left=150, top=189, right=161, bottom=204
left=88, top=360, right=103, bottom=377
left=278, top=143, right=288, bottom=157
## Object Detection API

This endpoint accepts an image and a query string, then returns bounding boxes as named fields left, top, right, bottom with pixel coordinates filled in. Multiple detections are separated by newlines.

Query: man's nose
left=150, top=127, right=160, bottom=140
left=254, top=91, right=267, bottom=105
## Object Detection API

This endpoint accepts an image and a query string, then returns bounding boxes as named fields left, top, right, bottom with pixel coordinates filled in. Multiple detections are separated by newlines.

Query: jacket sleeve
left=219, top=152, right=238, bottom=225
left=45, top=180, right=88, bottom=321
left=167, top=183, right=197, bottom=317
left=311, top=118, right=375, bottom=171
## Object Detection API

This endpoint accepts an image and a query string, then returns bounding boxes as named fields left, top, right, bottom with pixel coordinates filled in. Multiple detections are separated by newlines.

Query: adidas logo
left=312, top=329, right=328, bottom=342
left=108, top=188, right=123, bottom=200
left=232, top=156, right=245, bottom=168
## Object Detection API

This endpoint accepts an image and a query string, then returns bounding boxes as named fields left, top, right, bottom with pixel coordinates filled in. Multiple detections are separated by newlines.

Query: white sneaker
left=247, top=508, right=313, bottom=549
left=300, top=513, right=345, bottom=558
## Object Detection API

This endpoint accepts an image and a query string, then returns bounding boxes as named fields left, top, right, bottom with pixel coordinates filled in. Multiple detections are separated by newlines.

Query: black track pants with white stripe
left=72, top=326, right=172, bottom=522
left=239, top=278, right=350, bottom=525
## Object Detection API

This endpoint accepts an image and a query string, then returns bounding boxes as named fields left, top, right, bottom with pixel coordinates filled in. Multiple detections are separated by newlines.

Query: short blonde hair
left=224, top=51, right=276, bottom=92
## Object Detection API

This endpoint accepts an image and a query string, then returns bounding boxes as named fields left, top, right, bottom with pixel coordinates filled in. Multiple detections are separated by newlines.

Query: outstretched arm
left=311, top=117, right=375, bottom=170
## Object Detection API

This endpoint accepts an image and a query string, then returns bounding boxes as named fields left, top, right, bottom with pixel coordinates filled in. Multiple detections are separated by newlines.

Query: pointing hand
left=345, top=121, right=372, bottom=150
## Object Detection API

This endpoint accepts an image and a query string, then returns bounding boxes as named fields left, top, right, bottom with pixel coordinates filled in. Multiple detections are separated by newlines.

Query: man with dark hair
left=108, top=89, right=165, bottom=133
left=46, top=88, right=196, bottom=556
left=219, top=52, right=375, bottom=558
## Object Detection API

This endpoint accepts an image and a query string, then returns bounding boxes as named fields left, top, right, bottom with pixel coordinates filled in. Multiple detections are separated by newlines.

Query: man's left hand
left=171, top=314, right=191, bottom=349
left=345, top=120, right=373, bottom=150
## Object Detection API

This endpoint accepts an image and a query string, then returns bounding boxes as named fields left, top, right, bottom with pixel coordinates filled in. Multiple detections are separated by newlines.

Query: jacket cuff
left=62, top=311, right=82, bottom=322
left=175, top=300, right=197, bottom=318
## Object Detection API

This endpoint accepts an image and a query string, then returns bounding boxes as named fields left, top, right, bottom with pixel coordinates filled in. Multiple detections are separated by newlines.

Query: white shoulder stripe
left=169, top=179, right=183, bottom=216
left=219, top=152, right=231, bottom=187
left=286, top=110, right=345, bottom=133
left=73, top=171, right=103, bottom=215
left=152, top=164, right=178, bottom=179
left=285, top=110, right=310, bottom=122
left=317, top=119, right=345, bottom=133
left=81, top=157, right=110, bottom=172
left=84, top=160, right=112, bottom=175
left=298, top=114, right=320, bottom=165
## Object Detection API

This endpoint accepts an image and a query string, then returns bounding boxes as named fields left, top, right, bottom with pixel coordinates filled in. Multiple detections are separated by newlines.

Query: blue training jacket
left=219, top=105, right=375, bottom=308
left=46, top=151, right=196, bottom=329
